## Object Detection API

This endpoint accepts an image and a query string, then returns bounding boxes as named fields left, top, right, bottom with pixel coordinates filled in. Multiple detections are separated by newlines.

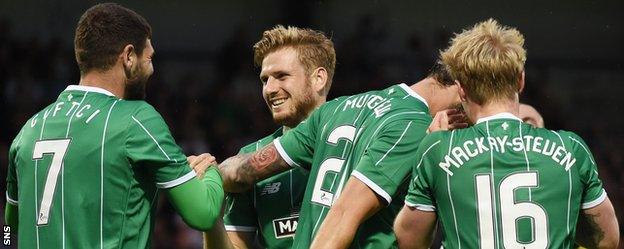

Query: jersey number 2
left=32, top=139, right=71, bottom=225
left=311, top=125, right=356, bottom=207
left=475, top=171, right=548, bottom=249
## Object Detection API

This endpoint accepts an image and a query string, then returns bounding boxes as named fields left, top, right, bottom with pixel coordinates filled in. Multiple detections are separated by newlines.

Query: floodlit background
left=1, top=0, right=622, bottom=248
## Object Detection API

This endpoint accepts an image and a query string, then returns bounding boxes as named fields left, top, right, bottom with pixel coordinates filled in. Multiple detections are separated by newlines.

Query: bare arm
left=203, top=218, right=235, bottom=249
left=576, top=197, right=619, bottom=249
left=218, top=143, right=291, bottom=193
left=310, top=177, right=384, bottom=249
left=393, top=205, right=437, bottom=249
left=222, top=231, right=262, bottom=249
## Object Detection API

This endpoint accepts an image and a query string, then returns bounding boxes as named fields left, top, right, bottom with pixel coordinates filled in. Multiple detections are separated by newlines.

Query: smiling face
left=259, top=47, right=317, bottom=128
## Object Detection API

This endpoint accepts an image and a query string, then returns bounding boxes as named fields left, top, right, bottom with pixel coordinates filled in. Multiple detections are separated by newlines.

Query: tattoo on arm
left=249, top=145, right=278, bottom=170
left=218, top=143, right=290, bottom=192
left=577, top=212, right=605, bottom=248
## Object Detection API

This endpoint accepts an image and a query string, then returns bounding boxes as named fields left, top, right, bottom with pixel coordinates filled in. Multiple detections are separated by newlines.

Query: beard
left=123, top=63, right=151, bottom=100
left=273, top=87, right=317, bottom=128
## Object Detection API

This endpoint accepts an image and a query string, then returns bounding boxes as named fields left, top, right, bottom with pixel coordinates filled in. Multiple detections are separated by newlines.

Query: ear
left=456, top=80, right=467, bottom=102
left=121, top=44, right=136, bottom=69
left=518, top=71, right=525, bottom=93
left=310, top=67, right=329, bottom=94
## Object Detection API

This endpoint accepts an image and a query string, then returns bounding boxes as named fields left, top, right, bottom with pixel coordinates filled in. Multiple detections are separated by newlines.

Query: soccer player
left=216, top=60, right=466, bottom=248
left=213, top=25, right=335, bottom=249
left=4, top=3, right=225, bottom=248
left=394, top=19, right=619, bottom=249
left=519, top=103, right=544, bottom=128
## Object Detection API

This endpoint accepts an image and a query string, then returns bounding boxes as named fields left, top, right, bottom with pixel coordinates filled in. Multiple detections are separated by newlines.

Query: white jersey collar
left=65, top=85, right=116, bottom=97
left=399, top=83, right=429, bottom=108
left=476, top=112, right=522, bottom=124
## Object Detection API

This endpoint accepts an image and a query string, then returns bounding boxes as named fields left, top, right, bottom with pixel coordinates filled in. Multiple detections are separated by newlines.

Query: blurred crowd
left=0, top=14, right=622, bottom=248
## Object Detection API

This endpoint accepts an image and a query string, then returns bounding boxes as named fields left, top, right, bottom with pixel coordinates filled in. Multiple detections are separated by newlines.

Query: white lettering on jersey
left=342, top=94, right=392, bottom=118
left=438, top=135, right=577, bottom=175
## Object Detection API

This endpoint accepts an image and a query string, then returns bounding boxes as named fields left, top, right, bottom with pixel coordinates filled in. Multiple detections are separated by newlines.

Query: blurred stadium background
left=0, top=0, right=622, bottom=248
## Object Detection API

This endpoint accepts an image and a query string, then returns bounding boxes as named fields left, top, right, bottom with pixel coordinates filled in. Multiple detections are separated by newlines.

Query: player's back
left=409, top=113, right=606, bottom=249
left=278, top=83, right=433, bottom=248
left=7, top=85, right=191, bottom=249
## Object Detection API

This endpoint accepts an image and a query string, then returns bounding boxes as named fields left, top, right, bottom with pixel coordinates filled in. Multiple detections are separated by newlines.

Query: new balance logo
left=273, top=216, right=298, bottom=239
left=261, top=182, right=281, bottom=195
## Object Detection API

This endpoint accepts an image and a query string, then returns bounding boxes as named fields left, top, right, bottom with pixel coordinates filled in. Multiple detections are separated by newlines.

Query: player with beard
left=206, top=26, right=335, bottom=249
left=4, top=3, right=226, bottom=248
left=215, top=55, right=467, bottom=247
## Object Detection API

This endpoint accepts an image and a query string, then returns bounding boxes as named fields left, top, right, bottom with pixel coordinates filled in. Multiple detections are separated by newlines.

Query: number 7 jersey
left=275, top=83, right=433, bottom=248
left=6, top=85, right=195, bottom=249
left=405, top=113, right=607, bottom=249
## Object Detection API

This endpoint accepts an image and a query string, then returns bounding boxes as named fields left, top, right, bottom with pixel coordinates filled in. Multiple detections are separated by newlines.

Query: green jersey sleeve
left=222, top=192, right=258, bottom=232
left=404, top=132, right=444, bottom=211
left=274, top=108, right=322, bottom=170
left=566, top=132, right=607, bottom=209
left=353, top=117, right=429, bottom=204
left=5, top=129, right=23, bottom=206
left=125, top=104, right=195, bottom=188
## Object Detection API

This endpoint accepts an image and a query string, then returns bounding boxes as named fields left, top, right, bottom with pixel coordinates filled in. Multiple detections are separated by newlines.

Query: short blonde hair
left=441, top=19, right=526, bottom=104
left=253, top=25, right=336, bottom=92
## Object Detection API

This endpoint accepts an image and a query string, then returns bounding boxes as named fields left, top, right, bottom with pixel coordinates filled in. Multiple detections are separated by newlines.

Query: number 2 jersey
left=275, top=83, right=433, bottom=248
left=6, top=85, right=195, bottom=249
left=406, top=113, right=607, bottom=249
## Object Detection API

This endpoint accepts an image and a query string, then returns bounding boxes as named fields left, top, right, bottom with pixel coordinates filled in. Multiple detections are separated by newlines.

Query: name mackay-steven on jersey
left=439, top=134, right=577, bottom=176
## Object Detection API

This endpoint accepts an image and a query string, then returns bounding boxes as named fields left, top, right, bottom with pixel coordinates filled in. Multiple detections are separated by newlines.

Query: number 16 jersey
left=406, top=113, right=607, bottom=249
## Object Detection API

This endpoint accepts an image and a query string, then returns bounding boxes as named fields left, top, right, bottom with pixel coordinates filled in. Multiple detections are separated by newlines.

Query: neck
left=409, top=78, right=447, bottom=115
left=79, top=69, right=125, bottom=98
left=282, top=97, right=326, bottom=133
left=466, top=97, right=519, bottom=124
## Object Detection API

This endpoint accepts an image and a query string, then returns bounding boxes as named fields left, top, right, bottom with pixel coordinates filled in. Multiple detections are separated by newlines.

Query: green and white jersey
left=5, top=85, right=195, bottom=249
left=276, top=84, right=432, bottom=249
left=406, top=113, right=607, bottom=249
left=223, top=128, right=309, bottom=249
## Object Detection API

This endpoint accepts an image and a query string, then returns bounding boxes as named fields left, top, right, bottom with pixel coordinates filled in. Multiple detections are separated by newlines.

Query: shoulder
left=239, top=128, right=283, bottom=154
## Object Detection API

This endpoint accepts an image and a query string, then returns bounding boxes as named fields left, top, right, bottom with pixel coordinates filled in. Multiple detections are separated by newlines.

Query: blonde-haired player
left=205, top=25, right=335, bottom=249
left=394, top=19, right=619, bottom=249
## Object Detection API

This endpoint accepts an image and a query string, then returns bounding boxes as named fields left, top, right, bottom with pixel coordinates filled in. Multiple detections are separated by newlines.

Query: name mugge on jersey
left=439, top=132, right=578, bottom=176
left=342, top=93, right=392, bottom=118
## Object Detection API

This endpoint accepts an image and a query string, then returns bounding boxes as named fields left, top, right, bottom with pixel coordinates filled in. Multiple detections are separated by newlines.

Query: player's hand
left=427, top=109, right=469, bottom=133
left=187, top=153, right=217, bottom=179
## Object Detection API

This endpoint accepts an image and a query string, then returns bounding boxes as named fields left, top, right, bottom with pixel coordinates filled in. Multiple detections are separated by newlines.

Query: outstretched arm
left=393, top=205, right=437, bottom=249
left=218, top=143, right=291, bottom=193
left=576, top=197, right=619, bottom=249
left=310, top=177, right=384, bottom=249
left=166, top=167, right=225, bottom=231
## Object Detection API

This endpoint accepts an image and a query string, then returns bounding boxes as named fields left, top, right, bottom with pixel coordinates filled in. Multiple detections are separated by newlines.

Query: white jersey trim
left=404, top=200, right=436, bottom=211
left=273, top=138, right=300, bottom=168
left=6, top=191, right=18, bottom=205
left=131, top=116, right=177, bottom=163
left=352, top=170, right=392, bottom=204
left=224, top=225, right=257, bottom=232
left=156, top=171, right=197, bottom=189
left=399, top=83, right=429, bottom=108
left=476, top=112, right=522, bottom=124
left=582, top=189, right=607, bottom=209
left=65, top=85, right=116, bottom=97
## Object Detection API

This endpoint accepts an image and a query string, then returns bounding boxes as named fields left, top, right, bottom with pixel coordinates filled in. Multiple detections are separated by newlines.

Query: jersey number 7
left=32, top=139, right=72, bottom=226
